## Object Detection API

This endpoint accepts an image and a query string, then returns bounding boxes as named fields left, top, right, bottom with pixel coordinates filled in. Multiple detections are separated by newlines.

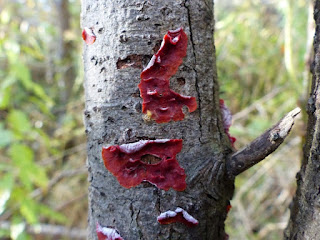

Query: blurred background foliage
left=0, top=0, right=87, bottom=239
left=216, top=0, right=312, bottom=239
left=0, top=0, right=312, bottom=239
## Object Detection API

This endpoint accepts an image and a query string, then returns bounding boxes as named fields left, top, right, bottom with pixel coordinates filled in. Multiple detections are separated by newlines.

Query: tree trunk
left=284, top=1, right=320, bottom=239
left=82, top=0, right=301, bottom=239
left=81, top=0, right=234, bottom=239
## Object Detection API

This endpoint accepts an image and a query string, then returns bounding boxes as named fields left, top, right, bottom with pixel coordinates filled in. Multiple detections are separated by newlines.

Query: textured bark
left=284, top=1, right=320, bottom=239
left=81, top=0, right=234, bottom=239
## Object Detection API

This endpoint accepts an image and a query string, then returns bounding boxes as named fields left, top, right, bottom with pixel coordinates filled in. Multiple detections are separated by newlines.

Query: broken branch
left=227, top=107, right=301, bottom=177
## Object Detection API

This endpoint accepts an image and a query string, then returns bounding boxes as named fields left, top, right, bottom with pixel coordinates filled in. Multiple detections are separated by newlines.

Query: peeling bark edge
left=226, top=107, right=301, bottom=177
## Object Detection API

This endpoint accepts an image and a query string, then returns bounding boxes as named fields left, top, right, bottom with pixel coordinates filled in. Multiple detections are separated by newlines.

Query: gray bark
left=284, top=1, right=320, bottom=239
left=81, top=0, right=233, bottom=239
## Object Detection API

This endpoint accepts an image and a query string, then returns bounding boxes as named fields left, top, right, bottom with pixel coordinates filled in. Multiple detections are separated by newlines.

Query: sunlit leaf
left=1, top=9, right=11, bottom=24
left=32, top=83, right=53, bottom=107
left=10, top=221, right=25, bottom=240
left=7, top=110, right=32, bottom=134
left=28, top=164, right=48, bottom=189
left=29, top=96, right=53, bottom=116
left=11, top=61, right=33, bottom=90
left=0, top=86, right=12, bottom=109
left=20, top=198, right=38, bottom=224
left=0, top=173, right=14, bottom=215
left=0, top=76, right=15, bottom=109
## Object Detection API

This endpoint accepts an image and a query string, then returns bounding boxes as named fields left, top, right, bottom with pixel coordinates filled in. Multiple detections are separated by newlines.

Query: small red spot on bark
left=139, top=28, right=197, bottom=123
left=224, top=233, right=230, bottom=240
left=220, top=99, right=236, bottom=147
left=226, top=204, right=232, bottom=213
left=101, top=139, right=186, bottom=191
left=82, top=27, right=96, bottom=45
left=157, top=207, right=198, bottom=227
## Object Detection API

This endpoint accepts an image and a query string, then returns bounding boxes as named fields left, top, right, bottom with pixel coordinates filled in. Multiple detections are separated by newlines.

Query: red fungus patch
left=82, top=27, right=96, bottom=45
left=220, top=99, right=236, bottom=147
left=138, top=28, right=197, bottom=123
left=157, top=207, right=198, bottom=227
left=226, top=204, right=232, bottom=213
left=101, top=139, right=186, bottom=191
left=96, top=223, right=124, bottom=240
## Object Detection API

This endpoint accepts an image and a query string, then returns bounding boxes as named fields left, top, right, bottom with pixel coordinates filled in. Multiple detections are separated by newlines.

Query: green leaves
left=0, top=1, right=84, bottom=237
left=9, top=144, right=48, bottom=190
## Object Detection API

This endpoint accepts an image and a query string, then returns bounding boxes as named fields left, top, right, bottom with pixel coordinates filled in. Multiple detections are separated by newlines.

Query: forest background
left=0, top=0, right=312, bottom=239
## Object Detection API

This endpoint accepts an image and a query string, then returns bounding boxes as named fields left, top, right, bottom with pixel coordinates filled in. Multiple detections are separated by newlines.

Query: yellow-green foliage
left=0, top=0, right=85, bottom=239
left=216, top=0, right=309, bottom=239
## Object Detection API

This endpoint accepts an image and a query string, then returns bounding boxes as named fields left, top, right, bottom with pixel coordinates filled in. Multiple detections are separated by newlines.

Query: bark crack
left=135, top=210, right=143, bottom=239
left=184, top=0, right=203, bottom=143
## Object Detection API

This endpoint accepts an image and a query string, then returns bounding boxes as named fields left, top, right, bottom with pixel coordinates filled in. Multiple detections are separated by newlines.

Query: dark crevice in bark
left=184, top=0, right=203, bottom=144
left=129, top=202, right=134, bottom=225
left=136, top=210, right=143, bottom=240
left=116, top=54, right=152, bottom=70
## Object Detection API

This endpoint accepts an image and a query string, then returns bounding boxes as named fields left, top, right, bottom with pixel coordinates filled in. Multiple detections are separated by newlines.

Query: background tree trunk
left=81, top=0, right=234, bottom=239
left=284, top=1, right=320, bottom=239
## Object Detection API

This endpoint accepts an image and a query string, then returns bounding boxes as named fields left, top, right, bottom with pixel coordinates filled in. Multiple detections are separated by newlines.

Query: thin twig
left=0, top=221, right=87, bottom=239
left=30, top=167, right=87, bottom=198
left=232, top=87, right=283, bottom=122
left=40, top=143, right=87, bottom=166
left=55, top=192, right=88, bottom=211
left=227, top=107, right=301, bottom=176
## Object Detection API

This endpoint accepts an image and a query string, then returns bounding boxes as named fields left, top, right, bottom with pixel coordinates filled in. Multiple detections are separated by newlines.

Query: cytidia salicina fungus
left=219, top=99, right=236, bottom=147
left=82, top=27, right=96, bottom=45
left=138, top=28, right=197, bottom=123
left=101, top=139, right=186, bottom=191
left=157, top=207, right=199, bottom=227
left=96, top=222, right=124, bottom=240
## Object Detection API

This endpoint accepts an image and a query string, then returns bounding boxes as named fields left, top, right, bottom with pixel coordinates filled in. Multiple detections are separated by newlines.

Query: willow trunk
left=81, top=1, right=234, bottom=239
left=284, top=1, right=320, bottom=239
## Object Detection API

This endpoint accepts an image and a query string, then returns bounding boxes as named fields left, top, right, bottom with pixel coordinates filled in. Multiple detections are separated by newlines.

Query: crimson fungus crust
left=157, top=207, right=199, bottom=227
left=220, top=99, right=236, bottom=147
left=101, top=139, right=186, bottom=191
left=96, top=223, right=124, bottom=240
left=82, top=27, right=96, bottom=45
left=138, top=28, right=197, bottom=123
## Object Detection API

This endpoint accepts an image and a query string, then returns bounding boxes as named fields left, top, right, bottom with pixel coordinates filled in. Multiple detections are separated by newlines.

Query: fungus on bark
left=96, top=223, right=124, bottom=240
left=226, top=204, right=232, bottom=213
left=82, top=27, right=96, bottom=45
left=138, top=28, right=197, bottom=123
left=157, top=207, right=199, bottom=227
left=220, top=99, right=236, bottom=147
left=101, top=139, right=186, bottom=191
